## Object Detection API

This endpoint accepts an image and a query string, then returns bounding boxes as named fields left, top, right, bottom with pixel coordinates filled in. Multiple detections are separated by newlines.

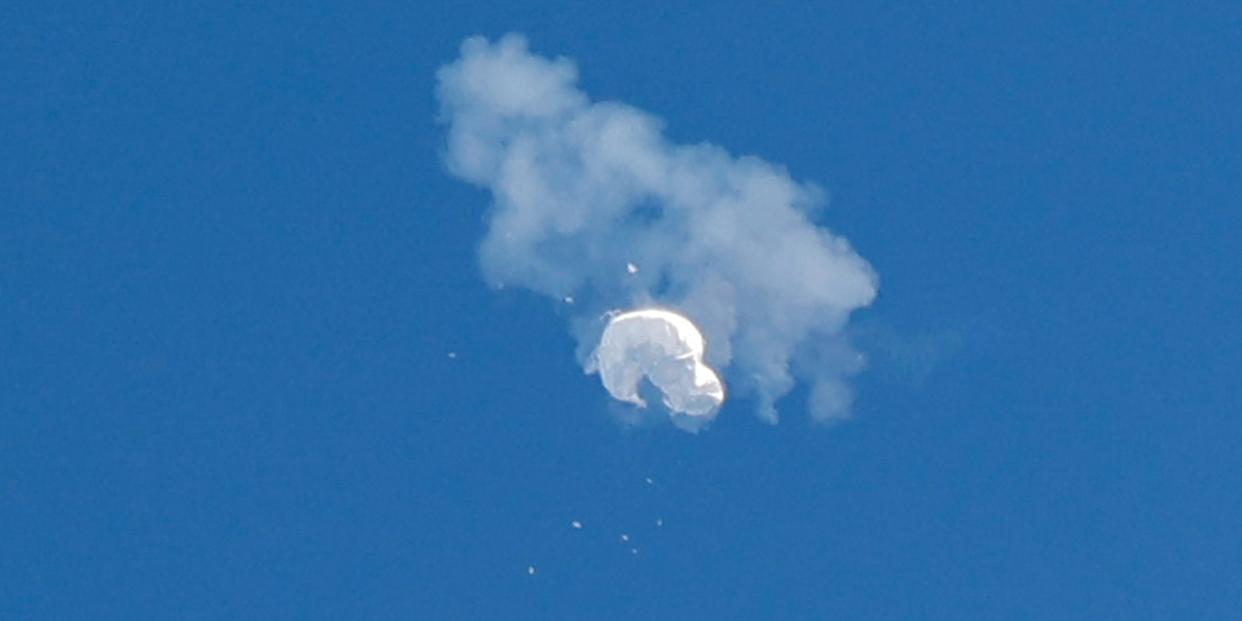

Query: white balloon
left=591, top=308, right=725, bottom=420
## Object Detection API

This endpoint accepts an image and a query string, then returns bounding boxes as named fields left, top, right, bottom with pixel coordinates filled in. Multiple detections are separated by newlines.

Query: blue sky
left=3, top=3, right=1240, bottom=618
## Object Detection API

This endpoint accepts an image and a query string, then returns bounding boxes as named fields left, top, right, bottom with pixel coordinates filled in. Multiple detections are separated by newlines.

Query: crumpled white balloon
left=589, top=308, right=725, bottom=420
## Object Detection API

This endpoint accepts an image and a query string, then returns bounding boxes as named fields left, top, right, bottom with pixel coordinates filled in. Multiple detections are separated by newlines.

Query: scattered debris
left=626, top=262, right=639, bottom=274
left=656, top=518, right=663, bottom=527
left=527, top=565, right=536, bottom=575
left=563, top=295, right=575, bottom=304
left=571, top=520, right=582, bottom=529
left=630, top=547, right=639, bottom=555
left=447, top=352, right=457, bottom=359
left=645, top=477, right=653, bottom=485
left=620, top=533, right=629, bottom=542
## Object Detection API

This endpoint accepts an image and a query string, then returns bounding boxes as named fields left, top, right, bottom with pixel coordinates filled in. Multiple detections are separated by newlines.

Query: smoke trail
left=436, top=34, right=878, bottom=425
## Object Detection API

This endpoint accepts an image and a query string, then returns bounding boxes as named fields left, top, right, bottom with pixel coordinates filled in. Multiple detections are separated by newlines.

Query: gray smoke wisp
left=436, top=34, right=878, bottom=425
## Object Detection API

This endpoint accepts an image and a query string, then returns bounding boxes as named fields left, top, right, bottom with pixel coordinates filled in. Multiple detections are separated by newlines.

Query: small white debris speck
left=527, top=565, right=536, bottom=575
left=645, top=477, right=653, bottom=485
left=626, top=262, right=638, bottom=274
left=563, top=295, right=575, bottom=304
left=630, top=547, right=639, bottom=555
left=620, top=533, right=629, bottom=542
left=447, top=352, right=457, bottom=359
left=571, top=520, right=582, bottom=529
left=656, top=518, right=663, bottom=527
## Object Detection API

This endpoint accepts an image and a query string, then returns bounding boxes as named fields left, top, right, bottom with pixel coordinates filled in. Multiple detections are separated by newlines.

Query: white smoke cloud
left=436, top=34, right=878, bottom=425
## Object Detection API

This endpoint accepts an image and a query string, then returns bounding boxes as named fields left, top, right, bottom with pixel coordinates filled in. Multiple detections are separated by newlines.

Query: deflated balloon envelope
left=591, top=308, right=725, bottom=419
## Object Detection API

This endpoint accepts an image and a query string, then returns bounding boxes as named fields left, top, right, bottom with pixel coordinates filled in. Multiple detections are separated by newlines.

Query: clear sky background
left=3, top=3, right=1240, bottom=619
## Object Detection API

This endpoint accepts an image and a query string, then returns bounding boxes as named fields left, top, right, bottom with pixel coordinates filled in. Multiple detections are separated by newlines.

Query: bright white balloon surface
left=592, top=308, right=724, bottom=418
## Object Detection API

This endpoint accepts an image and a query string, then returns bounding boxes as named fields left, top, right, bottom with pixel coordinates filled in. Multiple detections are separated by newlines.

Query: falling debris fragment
left=626, top=262, right=638, bottom=274
left=563, top=295, right=575, bottom=304
left=645, top=477, right=653, bottom=485
left=527, top=565, right=536, bottom=575
left=630, top=548, right=639, bottom=555
left=571, top=520, right=582, bottom=529
left=619, top=533, right=630, bottom=542
left=447, top=352, right=457, bottom=359
left=656, top=518, right=663, bottom=527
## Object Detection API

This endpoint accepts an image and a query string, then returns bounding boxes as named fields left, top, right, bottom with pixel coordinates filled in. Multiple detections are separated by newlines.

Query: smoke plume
left=436, top=34, right=878, bottom=425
